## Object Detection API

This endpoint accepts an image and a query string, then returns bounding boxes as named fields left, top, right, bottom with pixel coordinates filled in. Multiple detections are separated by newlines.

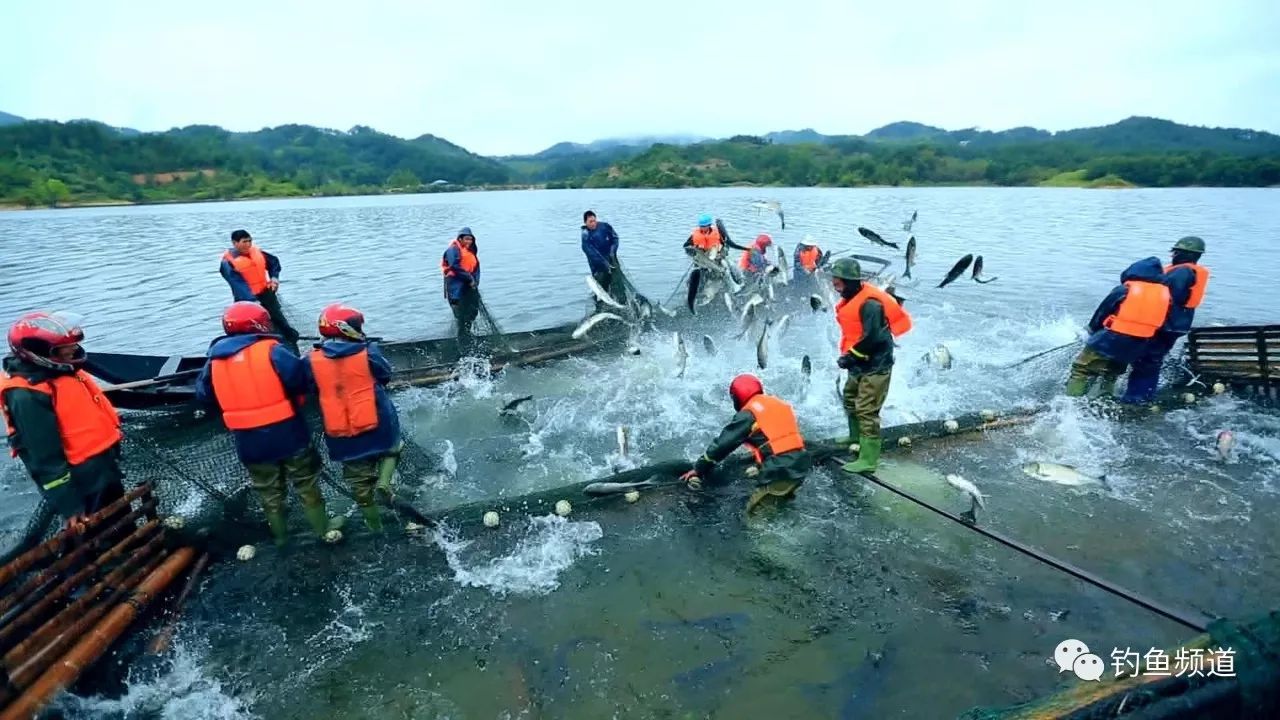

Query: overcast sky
left=3, top=0, right=1277, bottom=155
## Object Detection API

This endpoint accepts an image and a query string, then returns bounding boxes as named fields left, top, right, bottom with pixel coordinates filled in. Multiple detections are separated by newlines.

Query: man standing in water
left=219, top=230, right=301, bottom=355
left=581, top=210, right=622, bottom=305
left=441, top=227, right=481, bottom=352
left=1120, top=237, right=1210, bottom=404
left=829, top=259, right=913, bottom=474
left=1066, top=257, right=1170, bottom=399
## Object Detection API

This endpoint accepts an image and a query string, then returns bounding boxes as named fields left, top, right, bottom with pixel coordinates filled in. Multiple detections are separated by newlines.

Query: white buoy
left=897, top=436, right=912, bottom=447
left=323, top=529, right=344, bottom=544
left=555, top=500, right=572, bottom=517
left=980, top=409, right=996, bottom=421
left=236, top=545, right=256, bottom=561
left=483, top=511, right=500, bottom=528
left=162, top=516, right=185, bottom=530
left=1182, top=392, right=1197, bottom=405
left=944, top=419, right=960, bottom=433
left=1150, top=404, right=1162, bottom=413
left=1213, top=382, right=1226, bottom=395
left=744, top=466, right=760, bottom=478
left=405, top=522, right=424, bottom=532
left=848, top=442, right=860, bottom=453
left=625, top=490, right=640, bottom=503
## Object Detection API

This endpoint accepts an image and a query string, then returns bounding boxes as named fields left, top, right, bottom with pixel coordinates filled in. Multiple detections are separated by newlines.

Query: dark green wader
left=1065, top=347, right=1127, bottom=397
left=340, top=443, right=401, bottom=532
left=842, top=370, right=891, bottom=473
left=450, top=288, right=481, bottom=354
left=244, top=446, right=342, bottom=546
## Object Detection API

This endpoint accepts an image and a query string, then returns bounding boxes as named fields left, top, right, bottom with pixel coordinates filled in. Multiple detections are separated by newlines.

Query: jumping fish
left=937, top=254, right=974, bottom=289
left=1216, top=430, right=1236, bottom=461
left=1021, top=462, right=1107, bottom=488
left=686, top=269, right=702, bottom=314
left=923, top=344, right=953, bottom=370
left=809, top=294, right=827, bottom=312
left=756, top=318, right=773, bottom=370
left=616, top=426, right=630, bottom=458
left=903, top=236, right=917, bottom=279
left=972, top=255, right=998, bottom=284
left=801, top=354, right=812, bottom=385
left=572, top=312, right=625, bottom=340
left=775, top=245, right=791, bottom=284
left=740, top=293, right=765, bottom=324
left=723, top=291, right=734, bottom=314
left=751, top=200, right=785, bottom=230
left=702, top=335, right=717, bottom=355
left=586, top=275, right=627, bottom=311
left=903, top=209, right=917, bottom=232
left=765, top=280, right=775, bottom=303
left=499, top=395, right=534, bottom=415
left=674, top=332, right=689, bottom=378
left=858, top=227, right=900, bottom=250
left=655, top=303, right=678, bottom=318
left=773, top=313, right=791, bottom=339
left=945, top=473, right=986, bottom=523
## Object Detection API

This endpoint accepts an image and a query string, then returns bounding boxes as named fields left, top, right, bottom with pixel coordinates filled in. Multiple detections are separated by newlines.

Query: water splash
left=434, top=515, right=604, bottom=596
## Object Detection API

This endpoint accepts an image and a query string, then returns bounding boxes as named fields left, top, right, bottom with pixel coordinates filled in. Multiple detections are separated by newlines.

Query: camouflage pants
left=343, top=458, right=379, bottom=508
left=843, top=371, right=892, bottom=440
left=1066, top=347, right=1127, bottom=397
left=245, top=447, right=323, bottom=515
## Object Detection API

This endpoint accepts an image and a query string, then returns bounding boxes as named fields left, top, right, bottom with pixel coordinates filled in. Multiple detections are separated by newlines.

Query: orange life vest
left=836, top=285, right=913, bottom=354
left=1103, top=281, right=1170, bottom=339
left=690, top=226, right=722, bottom=252
left=309, top=348, right=379, bottom=438
left=440, top=239, right=479, bottom=277
left=738, top=249, right=762, bottom=271
left=741, top=394, right=805, bottom=465
left=1164, top=263, right=1210, bottom=309
left=797, top=246, right=821, bottom=272
left=0, top=370, right=122, bottom=465
left=209, top=338, right=297, bottom=430
left=222, top=246, right=269, bottom=295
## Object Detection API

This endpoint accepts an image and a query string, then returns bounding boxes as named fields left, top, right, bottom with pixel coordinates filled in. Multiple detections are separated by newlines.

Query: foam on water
left=434, top=514, right=604, bottom=596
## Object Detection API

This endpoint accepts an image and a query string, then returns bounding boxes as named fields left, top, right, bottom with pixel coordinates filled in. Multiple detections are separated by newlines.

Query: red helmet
left=729, top=373, right=764, bottom=410
left=222, top=302, right=272, bottom=335
left=7, top=311, right=87, bottom=373
left=318, top=303, right=366, bottom=340
left=755, top=234, right=773, bottom=249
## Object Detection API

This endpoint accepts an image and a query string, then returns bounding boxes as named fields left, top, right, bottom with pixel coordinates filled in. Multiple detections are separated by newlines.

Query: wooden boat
left=87, top=322, right=630, bottom=410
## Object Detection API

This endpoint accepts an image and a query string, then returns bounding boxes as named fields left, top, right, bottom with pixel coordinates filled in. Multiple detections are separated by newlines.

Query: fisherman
left=219, top=229, right=301, bottom=355
left=794, top=237, right=824, bottom=275
left=683, top=214, right=724, bottom=258
left=1066, top=257, right=1170, bottom=398
left=441, top=227, right=481, bottom=352
left=1120, top=237, right=1210, bottom=404
left=830, top=258, right=913, bottom=474
left=581, top=210, right=623, bottom=306
left=302, top=303, right=401, bottom=532
left=195, top=302, right=343, bottom=546
left=1, top=312, right=125, bottom=531
left=739, top=234, right=773, bottom=276
left=679, top=374, right=812, bottom=513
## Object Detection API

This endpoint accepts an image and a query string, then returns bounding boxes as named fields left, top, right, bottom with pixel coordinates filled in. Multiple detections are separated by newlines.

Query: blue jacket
left=1085, top=257, right=1169, bottom=365
left=1162, top=264, right=1202, bottom=334
left=442, top=240, right=480, bottom=301
left=219, top=248, right=282, bottom=302
left=743, top=248, right=769, bottom=274
left=301, top=340, right=401, bottom=462
left=581, top=222, right=619, bottom=275
left=195, top=334, right=312, bottom=465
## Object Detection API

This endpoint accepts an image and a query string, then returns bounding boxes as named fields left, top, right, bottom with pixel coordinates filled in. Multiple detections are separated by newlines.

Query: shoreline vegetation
left=2, top=116, right=1278, bottom=209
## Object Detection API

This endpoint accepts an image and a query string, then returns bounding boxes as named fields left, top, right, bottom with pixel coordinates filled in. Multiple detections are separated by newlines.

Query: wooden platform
left=1187, top=325, right=1279, bottom=400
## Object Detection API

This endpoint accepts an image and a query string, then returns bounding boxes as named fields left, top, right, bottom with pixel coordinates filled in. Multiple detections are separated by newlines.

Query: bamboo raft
left=0, top=484, right=199, bottom=719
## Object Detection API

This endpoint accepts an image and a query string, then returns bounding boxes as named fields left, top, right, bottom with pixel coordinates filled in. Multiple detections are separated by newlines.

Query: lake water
left=1, top=187, right=1278, bottom=719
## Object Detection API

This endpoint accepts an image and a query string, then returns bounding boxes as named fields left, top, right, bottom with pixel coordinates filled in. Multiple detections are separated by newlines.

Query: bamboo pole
left=146, top=551, right=210, bottom=655
left=0, top=485, right=150, bottom=589
left=0, top=499, right=156, bottom=624
left=0, top=547, right=197, bottom=720
left=0, top=520, right=158, bottom=653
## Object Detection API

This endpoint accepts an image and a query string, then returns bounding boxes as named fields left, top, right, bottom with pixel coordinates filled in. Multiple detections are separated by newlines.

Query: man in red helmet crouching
left=1, top=311, right=125, bottom=532
left=196, top=301, right=344, bottom=547
left=679, top=374, right=812, bottom=514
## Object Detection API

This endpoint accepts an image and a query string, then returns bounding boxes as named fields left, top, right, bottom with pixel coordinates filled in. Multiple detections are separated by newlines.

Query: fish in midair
left=1021, top=462, right=1108, bottom=488
left=1216, top=430, right=1236, bottom=462
left=723, top=291, right=735, bottom=314
left=586, top=275, right=627, bottom=311
left=655, top=304, right=678, bottom=318
left=923, top=344, right=953, bottom=370
left=773, top=313, right=791, bottom=339
left=902, top=210, right=917, bottom=232
left=858, top=227, right=900, bottom=250
left=674, top=332, right=689, bottom=378
left=800, top=354, right=812, bottom=387
left=972, top=255, right=998, bottom=284
left=765, top=280, right=775, bottom=303
left=702, top=335, right=717, bottom=355
left=499, top=395, right=534, bottom=415
left=616, top=426, right=630, bottom=458
left=945, top=474, right=986, bottom=523
left=775, top=245, right=791, bottom=284
left=937, top=254, right=974, bottom=289
left=752, top=200, right=785, bottom=230
left=686, top=269, right=702, bottom=314
left=740, top=293, right=765, bottom=324
left=903, top=236, right=917, bottom=279
left=572, top=312, right=625, bottom=340
left=809, top=294, right=827, bottom=312
left=818, top=250, right=832, bottom=268
left=756, top=318, right=773, bottom=370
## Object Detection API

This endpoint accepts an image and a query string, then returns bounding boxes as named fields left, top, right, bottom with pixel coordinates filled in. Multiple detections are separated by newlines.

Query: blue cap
left=457, top=226, right=474, bottom=238
left=697, top=214, right=713, bottom=228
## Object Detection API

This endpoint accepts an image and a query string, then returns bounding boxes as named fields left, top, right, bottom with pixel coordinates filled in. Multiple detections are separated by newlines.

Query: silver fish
left=773, top=313, right=791, bottom=339
left=586, top=275, right=627, bottom=311
left=945, top=473, right=986, bottom=522
left=973, top=255, right=998, bottom=284
left=801, top=354, right=812, bottom=386
left=766, top=280, right=775, bottom=303
left=740, top=294, right=765, bottom=324
left=775, top=245, right=790, bottom=284
left=655, top=303, right=678, bottom=318
left=756, top=318, right=772, bottom=370
left=723, top=291, right=735, bottom=314
left=902, top=210, right=917, bottom=232
left=938, top=254, right=974, bottom=288
left=1216, top=430, right=1236, bottom=461
left=923, top=344, right=953, bottom=370
left=571, top=312, right=625, bottom=340
left=809, top=294, right=827, bottom=312
left=702, top=335, right=717, bottom=355
left=903, top=236, right=917, bottom=279
left=1021, top=462, right=1107, bottom=487
left=674, top=332, right=688, bottom=378
left=751, top=200, right=785, bottom=229
left=617, top=426, right=630, bottom=458
left=499, top=395, right=534, bottom=415
left=858, top=226, right=900, bottom=250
